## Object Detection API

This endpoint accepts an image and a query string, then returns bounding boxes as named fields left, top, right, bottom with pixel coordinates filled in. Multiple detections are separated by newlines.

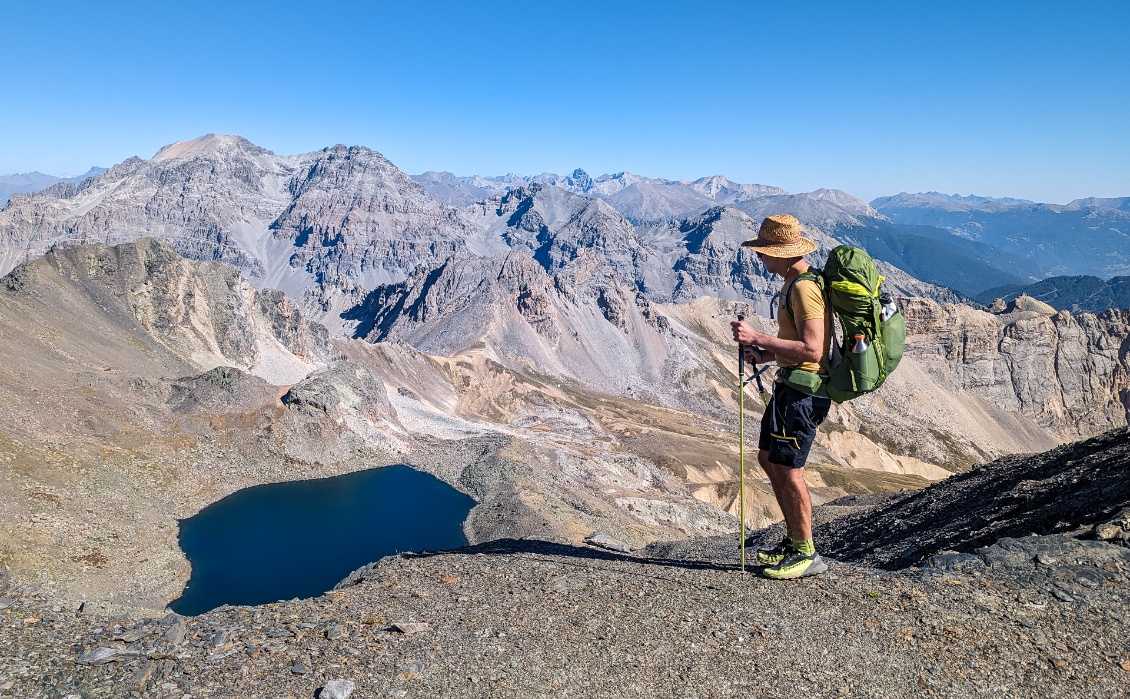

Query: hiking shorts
left=759, top=384, right=831, bottom=468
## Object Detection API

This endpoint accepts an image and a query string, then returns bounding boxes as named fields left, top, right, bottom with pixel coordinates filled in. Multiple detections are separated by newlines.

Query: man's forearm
left=732, top=319, right=823, bottom=365
left=752, top=335, right=816, bottom=365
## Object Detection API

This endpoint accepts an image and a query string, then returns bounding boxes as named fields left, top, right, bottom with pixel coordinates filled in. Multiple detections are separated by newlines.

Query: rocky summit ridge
left=1, top=428, right=1127, bottom=698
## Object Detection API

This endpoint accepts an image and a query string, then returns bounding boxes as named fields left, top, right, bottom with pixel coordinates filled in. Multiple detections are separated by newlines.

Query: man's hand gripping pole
left=736, top=314, right=772, bottom=405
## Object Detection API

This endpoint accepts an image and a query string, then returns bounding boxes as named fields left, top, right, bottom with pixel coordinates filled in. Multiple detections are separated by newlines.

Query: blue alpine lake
left=169, top=465, right=476, bottom=615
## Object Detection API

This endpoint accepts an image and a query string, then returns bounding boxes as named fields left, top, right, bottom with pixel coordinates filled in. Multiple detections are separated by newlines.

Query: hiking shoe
left=761, top=550, right=828, bottom=580
left=754, top=536, right=792, bottom=566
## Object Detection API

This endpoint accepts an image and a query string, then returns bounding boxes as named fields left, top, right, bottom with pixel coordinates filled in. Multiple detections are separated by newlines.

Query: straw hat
left=741, top=214, right=817, bottom=257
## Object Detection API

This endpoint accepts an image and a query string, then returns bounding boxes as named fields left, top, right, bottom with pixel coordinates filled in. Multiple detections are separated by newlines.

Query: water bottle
left=879, top=294, right=898, bottom=322
left=851, top=332, right=878, bottom=390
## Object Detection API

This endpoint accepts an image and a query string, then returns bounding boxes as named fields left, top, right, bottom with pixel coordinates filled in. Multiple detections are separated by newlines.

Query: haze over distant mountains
left=0, top=167, right=105, bottom=206
left=413, top=169, right=889, bottom=229
left=872, top=191, right=1130, bottom=282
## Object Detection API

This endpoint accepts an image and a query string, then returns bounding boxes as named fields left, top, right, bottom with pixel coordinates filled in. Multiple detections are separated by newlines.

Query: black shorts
left=758, top=384, right=831, bottom=468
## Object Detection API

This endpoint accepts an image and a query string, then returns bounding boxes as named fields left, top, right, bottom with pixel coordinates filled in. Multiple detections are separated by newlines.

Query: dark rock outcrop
left=817, top=428, right=1130, bottom=568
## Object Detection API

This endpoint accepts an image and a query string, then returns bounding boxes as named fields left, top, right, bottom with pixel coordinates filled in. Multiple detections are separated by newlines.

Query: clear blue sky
left=2, top=1, right=1127, bottom=203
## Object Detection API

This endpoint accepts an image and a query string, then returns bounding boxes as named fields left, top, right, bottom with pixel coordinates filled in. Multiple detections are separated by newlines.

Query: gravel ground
left=3, top=429, right=1128, bottom=698
left=1, top=533, right=1127, bottom=699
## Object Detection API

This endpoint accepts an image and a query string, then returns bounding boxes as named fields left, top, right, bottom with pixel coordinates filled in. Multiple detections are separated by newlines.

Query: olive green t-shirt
left=777, top=273, right=833, bottom=374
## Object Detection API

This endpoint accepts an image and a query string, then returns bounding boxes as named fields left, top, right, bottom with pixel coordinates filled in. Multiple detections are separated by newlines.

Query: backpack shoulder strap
left=782, top=270, right=824, bottom=321
left=783, top=270, right=837, bottom=367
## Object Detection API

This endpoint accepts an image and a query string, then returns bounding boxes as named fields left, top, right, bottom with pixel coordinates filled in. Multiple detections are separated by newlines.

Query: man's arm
left=731, top=317, right=824, bottom=366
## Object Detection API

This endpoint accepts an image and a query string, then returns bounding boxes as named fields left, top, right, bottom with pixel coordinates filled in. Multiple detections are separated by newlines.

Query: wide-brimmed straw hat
left=741, top=214, right=817, bottom=257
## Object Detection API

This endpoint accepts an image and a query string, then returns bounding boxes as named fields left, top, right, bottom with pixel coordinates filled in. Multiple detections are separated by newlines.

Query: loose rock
left=320, top=678, right=356, bottom=699
left=77, top=647, right=124, bottom=665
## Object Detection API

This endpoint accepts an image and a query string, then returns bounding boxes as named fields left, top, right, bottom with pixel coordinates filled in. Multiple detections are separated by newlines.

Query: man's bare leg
left=757, top=450, right=786, bottom=530
left=761, top=455, right=812, bottom=541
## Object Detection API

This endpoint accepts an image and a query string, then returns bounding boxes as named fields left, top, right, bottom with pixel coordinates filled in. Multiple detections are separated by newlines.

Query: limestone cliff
left=900, top=297, right=1129, bottom=439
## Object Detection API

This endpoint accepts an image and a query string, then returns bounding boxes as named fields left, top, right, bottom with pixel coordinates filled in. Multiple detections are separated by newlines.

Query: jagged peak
left=318, top=143, right=381, bottom=158
left=682, top=205, right=755, bottom=228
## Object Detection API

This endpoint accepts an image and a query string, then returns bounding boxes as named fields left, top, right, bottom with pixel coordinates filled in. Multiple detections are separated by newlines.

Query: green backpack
left=781, top=245, right=906, bottom=403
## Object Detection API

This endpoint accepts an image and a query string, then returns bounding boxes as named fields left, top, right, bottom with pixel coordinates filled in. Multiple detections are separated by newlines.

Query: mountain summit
left=150, top=133, right=271, bottom=161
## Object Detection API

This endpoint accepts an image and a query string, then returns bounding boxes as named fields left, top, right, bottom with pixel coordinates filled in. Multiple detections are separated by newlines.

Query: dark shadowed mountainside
left=976, top=275, right=1130, bottom=313
left=873, top=192, right=1130, bottom=279
left=833, top=220, right=1037, bottom=296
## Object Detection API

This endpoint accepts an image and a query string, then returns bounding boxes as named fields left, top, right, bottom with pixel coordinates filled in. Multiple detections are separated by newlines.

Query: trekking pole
left=736, top=315, right=747, bottom=573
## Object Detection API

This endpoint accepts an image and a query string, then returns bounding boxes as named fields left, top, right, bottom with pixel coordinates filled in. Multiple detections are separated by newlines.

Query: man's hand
left=743, top=346, right=768, bottom=364
left=731, top=319, right=764, bottom=347
left=732, top=319, right=775, bottom=364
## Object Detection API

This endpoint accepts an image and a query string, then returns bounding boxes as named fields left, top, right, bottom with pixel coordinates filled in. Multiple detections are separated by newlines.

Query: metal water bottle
left=879, top=294, right=898, bottom=322
left=853, top=334, right=868, bottom=353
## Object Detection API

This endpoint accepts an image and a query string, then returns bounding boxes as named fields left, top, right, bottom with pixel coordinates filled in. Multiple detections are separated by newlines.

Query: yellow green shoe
left=755, top=536, right=792, bottom=566
left=761, top=550, right=828, bottom=579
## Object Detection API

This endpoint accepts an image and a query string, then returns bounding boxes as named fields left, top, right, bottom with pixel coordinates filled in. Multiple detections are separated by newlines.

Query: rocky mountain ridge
left=412, top=168, right=881, bottom=226
left=0, top=135, right=968, bottom=339
left=899, top=297, right=1130, bottom=441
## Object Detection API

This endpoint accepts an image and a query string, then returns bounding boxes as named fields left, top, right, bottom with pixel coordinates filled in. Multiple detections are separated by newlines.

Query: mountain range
left=8, top=141, right=1128, bottom=302
left=872, top=192, right=1130, bottom=282
left=0, top=135, right=1123, bottom=467
left=415, top=174, right=1130, bottom=299
left=0, top=135, right=965, bottom=330
left=0, top=133, right=1127, bottom=617
left=0, top=167, right=105, bottom=206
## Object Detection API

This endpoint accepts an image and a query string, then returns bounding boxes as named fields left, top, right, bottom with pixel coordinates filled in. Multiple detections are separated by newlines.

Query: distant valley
left=872, top=191, right=1130, bottom=284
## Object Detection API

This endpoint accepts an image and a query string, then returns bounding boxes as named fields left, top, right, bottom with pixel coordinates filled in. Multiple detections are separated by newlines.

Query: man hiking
left=730, top=214, right=832, bottom=579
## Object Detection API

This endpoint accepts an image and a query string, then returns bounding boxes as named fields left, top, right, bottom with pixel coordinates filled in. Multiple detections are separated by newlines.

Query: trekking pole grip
left=736, top=314, right=746, bottom=372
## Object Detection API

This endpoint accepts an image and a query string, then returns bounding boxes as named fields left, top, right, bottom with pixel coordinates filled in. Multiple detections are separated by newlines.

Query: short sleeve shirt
left=777, top=273, right=832, bottom=374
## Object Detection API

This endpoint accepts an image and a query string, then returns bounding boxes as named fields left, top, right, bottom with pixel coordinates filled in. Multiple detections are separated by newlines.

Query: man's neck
left=782, top=259, right=810, bottom=281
